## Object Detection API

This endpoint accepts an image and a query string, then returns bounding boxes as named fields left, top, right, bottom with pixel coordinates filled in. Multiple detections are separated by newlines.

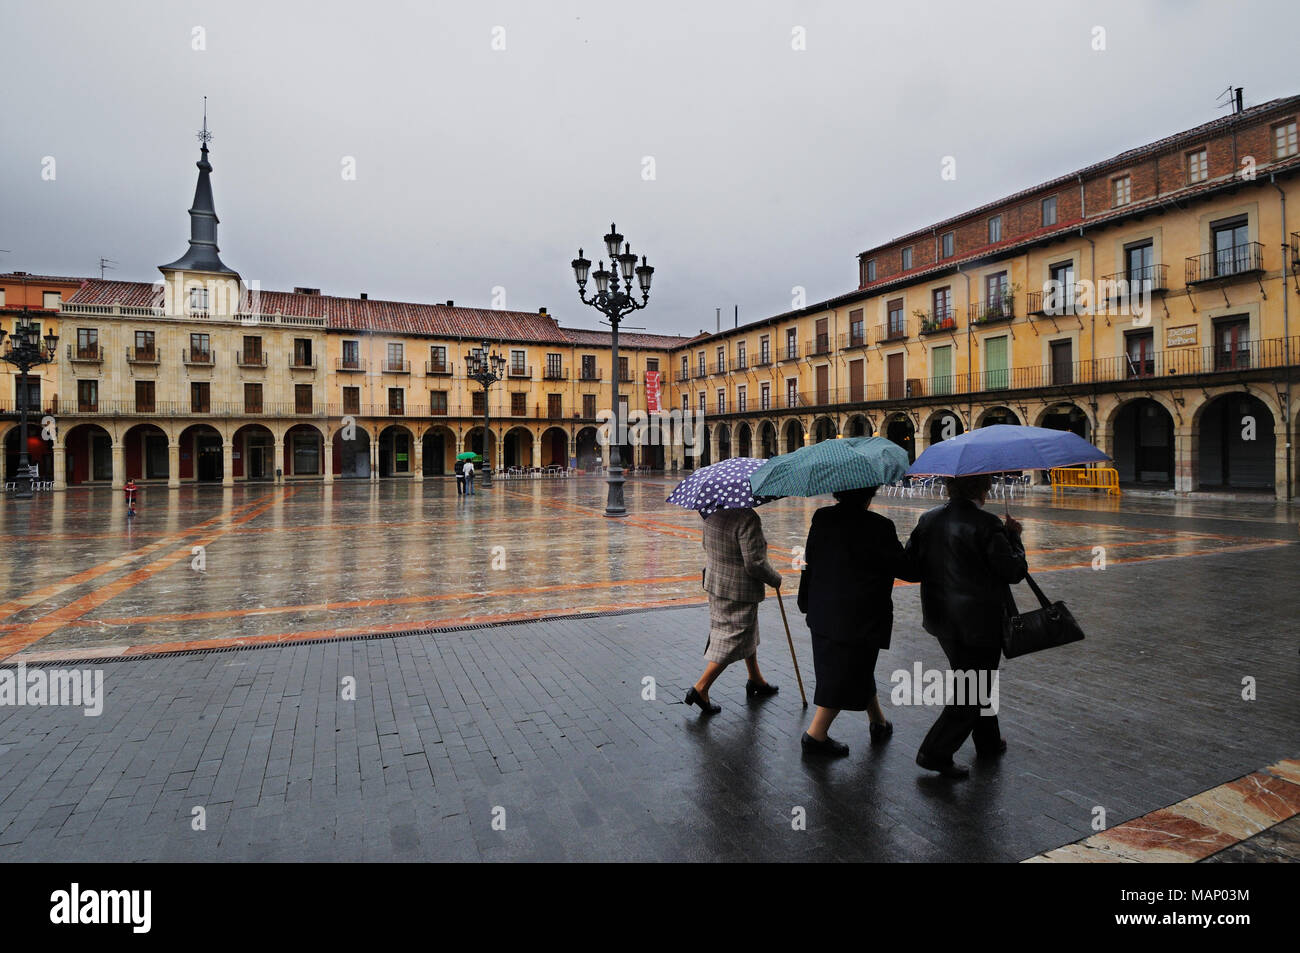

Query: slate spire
left=160, top=100, right=237, bottom=275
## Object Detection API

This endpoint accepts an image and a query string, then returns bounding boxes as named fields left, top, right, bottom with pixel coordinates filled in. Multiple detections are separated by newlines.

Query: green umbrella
left=748, top=436, right=909, bottom=497
left=456, top=452, right=482, bottom=461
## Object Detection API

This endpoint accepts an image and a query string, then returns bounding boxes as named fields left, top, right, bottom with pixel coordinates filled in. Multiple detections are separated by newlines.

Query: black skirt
left=810, top=632, right=880, bottom=711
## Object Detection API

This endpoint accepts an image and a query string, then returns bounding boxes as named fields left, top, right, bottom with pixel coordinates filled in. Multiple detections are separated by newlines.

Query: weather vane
left=197, top=95, right=212, bottom=144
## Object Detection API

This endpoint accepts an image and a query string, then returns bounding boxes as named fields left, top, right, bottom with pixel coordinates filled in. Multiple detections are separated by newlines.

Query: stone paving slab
left=0, top=540, right=1295, bottom=862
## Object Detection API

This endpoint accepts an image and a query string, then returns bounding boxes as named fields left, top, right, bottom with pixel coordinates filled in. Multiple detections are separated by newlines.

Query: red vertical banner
left=644, top=370, right=661, bottom=413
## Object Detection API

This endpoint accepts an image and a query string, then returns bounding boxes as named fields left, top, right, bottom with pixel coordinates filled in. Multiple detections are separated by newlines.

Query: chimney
left=716, top=307, right=720, bottom=333
left=734, top=304, right=738, bottom=328
left=446, top=300, right=454, bottom=307
left=1235, top=87, right=1244, bottom=114
left=360, top=292, right=368, bottom=300
left=539, top=307, right=548, bottom=315
left=293, top=287, right=320, bottom=296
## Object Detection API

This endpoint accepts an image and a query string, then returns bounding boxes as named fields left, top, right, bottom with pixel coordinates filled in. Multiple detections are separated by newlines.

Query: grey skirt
left=704, top=595, right=759, bottom=665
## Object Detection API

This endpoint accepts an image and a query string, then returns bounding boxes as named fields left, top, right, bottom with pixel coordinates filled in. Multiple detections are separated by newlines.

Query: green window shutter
left=931, top=345, right=952, bottom=396
left=986, top=336, right=1008, bottom=389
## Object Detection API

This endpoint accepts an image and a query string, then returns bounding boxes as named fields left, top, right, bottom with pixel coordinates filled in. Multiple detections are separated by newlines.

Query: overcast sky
left=3, top=0, right=1299, bottom=336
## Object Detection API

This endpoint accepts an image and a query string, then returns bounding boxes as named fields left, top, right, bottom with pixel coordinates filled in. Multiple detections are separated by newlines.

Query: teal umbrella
left=748, top=436, right=910, bottom=497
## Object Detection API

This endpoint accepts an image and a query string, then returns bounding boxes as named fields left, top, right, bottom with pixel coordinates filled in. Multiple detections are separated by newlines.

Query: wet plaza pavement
left=0, top=477, right=1297, bottom=861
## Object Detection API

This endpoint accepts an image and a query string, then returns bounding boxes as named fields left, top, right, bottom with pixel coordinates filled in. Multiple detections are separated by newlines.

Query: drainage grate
left=1, top=600, right=706, bottom=668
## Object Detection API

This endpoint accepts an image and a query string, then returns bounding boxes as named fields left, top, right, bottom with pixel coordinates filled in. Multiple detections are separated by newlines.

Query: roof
left=0, top=272, right=89, bottom=285
left=858, top=93, right=1300, bottom=257
left=558, top=327, right=692, bottom=349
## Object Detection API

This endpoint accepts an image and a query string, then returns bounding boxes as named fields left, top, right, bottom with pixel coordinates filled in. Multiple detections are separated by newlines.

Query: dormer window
left=189, top=287, right=209, bottom=312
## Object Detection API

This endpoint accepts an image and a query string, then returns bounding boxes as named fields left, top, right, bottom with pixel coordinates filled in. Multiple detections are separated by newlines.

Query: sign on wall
left=645, top=370, right=661, bottom=412
left=1166, top=325, right=1198, bottom=348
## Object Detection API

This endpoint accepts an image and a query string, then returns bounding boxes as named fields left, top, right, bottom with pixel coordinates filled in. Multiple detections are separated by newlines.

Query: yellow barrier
left=1050, top=466, right=1121, bottom=496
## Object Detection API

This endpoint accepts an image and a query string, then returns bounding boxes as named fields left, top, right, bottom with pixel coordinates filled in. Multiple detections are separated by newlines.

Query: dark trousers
left=918, top=637, right=1002, bottom=763
left=456, top=475, right=465, bottom=494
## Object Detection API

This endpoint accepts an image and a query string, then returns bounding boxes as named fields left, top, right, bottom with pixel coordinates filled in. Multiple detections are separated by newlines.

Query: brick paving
left=0, top=529, right=1295, bottom=861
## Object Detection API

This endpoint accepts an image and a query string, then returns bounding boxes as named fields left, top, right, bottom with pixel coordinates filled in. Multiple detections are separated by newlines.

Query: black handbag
left=1001, top=573, right=1085, bottom=658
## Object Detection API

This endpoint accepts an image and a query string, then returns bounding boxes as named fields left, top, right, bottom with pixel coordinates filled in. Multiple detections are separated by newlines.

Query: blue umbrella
left=748, top=436, right=910, bottom=497
left=666, top=457, right=781, bottom=518
left=908, top=424, right=1109, bottom=476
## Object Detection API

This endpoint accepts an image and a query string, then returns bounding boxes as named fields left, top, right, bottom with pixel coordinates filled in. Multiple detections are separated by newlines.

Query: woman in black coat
left=797, top=486, right=919, bottom=756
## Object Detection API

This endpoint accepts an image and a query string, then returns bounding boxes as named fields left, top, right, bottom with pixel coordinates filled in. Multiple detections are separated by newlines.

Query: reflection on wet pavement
left=0, top=477, right=1293, bottom=661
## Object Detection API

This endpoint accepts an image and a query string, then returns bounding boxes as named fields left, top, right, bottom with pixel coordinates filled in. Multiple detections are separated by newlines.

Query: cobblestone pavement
left=0, top=489, right=1295, bottom=860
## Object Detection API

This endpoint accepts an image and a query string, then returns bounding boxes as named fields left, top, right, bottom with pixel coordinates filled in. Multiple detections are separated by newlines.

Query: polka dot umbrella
left=665, top=457, right=782, bottom=518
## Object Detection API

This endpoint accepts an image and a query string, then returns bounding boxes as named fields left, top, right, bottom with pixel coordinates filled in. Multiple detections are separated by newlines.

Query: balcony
left=1292, top=232, right=1299, bottom=269
left=872, top=322, right=909, bottom=345
left=579, top=367, right=602, bottom=382
left=731, top=356, right=749, bottom=371
left=543, top=366, right=568, bottom=381
left=969, top=297, right=1016, bottom=326
left=508, top=364, right=532, bottom=379
left=425, top=360, right=452, bottom=376
left=336, top=358, right=367, bottom=372
left=620, top=370, right=633, bottom=383
left=777, top=343, right=800, bottom=362
left=675, top=369, right=691, bottom=383
left=709, top=361, right=727, bottom=375
left=67, top=344, right=103, bottom=363
left=1185, top=242, right=1264, bottom=284
left=1026, top=285, right=1084, bottom=316
left=183, top=348, right=214, bottom=366
left=805, top=334, right=832, bottom=357
left=127, top=346, right=160, bottom=364
left=839, top=331, right=868, bottom=350
left=753, top=352, right=773, bottom=368
left=1098, top=263, right=1169, bottom=299
left=382, top=360, right=410, bottom=374
left=288, top=354, right=317, bottom=370
left=920, top=308, right=958, bottom=335
left=238, top=350, right=269, bottom=368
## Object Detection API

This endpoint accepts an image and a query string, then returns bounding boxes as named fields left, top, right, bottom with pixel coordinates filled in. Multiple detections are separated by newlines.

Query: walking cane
left=774, top=589, right=807, bottom=708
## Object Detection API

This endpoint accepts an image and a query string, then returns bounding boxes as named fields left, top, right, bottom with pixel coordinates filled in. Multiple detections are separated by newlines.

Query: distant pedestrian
left=454, top=458, right=466, bottom=494
left=797, top=486, right=918, bottom=757
left=904, top=473, right=1027, bottom=779
left=685, top=507, right=781, bottom=715
left=463, top=459, right=475, bottom=495
left=123, top=479, right=138, bottom=518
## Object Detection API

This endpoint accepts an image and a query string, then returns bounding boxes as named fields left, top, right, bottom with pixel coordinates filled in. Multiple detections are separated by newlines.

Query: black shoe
left=801, top=732, right=849, bottom=757
left=746, top=679, right=779, bottom=698
left=916, top=752, right=970, bottom=779
left=685, top=686, right=720, bottom=715
left=976, top=738, right=1008, bottom=759
left=869, top=720, right=893, bottom=744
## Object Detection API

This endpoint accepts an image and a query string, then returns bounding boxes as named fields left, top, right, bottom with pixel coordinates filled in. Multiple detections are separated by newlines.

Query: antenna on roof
left=1217, top=85, right=1245, bottom=114
left=99, top=257, right=117, bottom=279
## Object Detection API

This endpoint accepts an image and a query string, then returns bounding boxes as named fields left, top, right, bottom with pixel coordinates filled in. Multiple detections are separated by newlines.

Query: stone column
left=53, top=445, right=66, bottom=490
left=533, top=435, right=543, bottom=469
left=412, top=435, right=423, bottom=482
left=222, top=442, right=234, bottom=487
left=273, top=437, right=284, bottom=484
left=111, top=444, right=125, bottom=490
left=167, top=442, right=180, bottom=488
left=323, top=437, right=334, bottom=484
left=1174, top=425, right=1196, bottom=493
left=370, top=433, right=380, bottom=482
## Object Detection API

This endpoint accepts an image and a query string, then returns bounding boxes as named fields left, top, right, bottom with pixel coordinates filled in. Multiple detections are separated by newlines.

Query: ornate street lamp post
left=571, top=223, right=654, bottom=517
left=464, top=339, right=505, bottom=488
left=0, top=312, right=59, bottom=500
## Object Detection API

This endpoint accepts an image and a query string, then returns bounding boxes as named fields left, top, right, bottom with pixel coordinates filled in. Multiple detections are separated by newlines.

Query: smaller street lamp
left=464, top=339, right=506, bottom=488
left=0, top=313, right=59, bottom=500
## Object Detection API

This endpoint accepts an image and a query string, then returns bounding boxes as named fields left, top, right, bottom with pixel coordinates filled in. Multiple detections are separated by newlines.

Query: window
left=76, top=328, right=98, bottom=358
left=931, top=287, right=952, bottom=327
left=582, top=393, right=596, bottom=419
left=887, top=298, right=905, bottom=338
left=679, top=355, right=689, bottom=380
left=941, top=232, right=954, bottom=258
left=984, top=336, right=1009, bottom=390
left=294, top=338, right=313, bottom=367
left=191, top=381, right=210, bottom=413
left=294, top=384, right=313, bottom=414
left=243, top=382, right=262, bottom=413
left=716, top=389, right=725, bottom=414
left=716, top=346, right=725, bottom=371
left=388, top=388, right=404, bottom=415
left=243, top=335, right=263, bottom=364
left=866, top=259, right=877, bottom=282
left=1214, top=317, right=1251, bottom=370
left=736, top=341, right=746, bottom=368
left=431, top=390, right=448, bottom=415
left=134, top=330, right=155, bottom=358
left=619, top=356, right=630, bottom=381
left=645, top=358, right=658, bottom=372
left=1187, top=149, right=1208, bottom=184
left=737, top=385, right=747, bottom=412
left=849, top=308, right=864, bottom=346
left=1112, top=175, right=1132, bottom=207
left=698, top=392, right=706, bottom=413
left=189, top=287, right=208, bottom=312
left=901, top=246, right=913, bottom=270
left=784, top=328, right=797, bottom=360
left=682, top=394, right=689, bottom=413
left=786, top=378, right=798, bottom=408
left=1125, top=241, right=1155, bottom=289
left=1125, top=330, right=1154, bottom=378
left=340, top=340, right=359, bottom=368
left=135, top=380, right=156, bottom=413
left=14, top=375, right=40, bottom=412
left=760, top=382, right=770, bottom=410
left=987, top=215, right=1002, bottom=243
left=472, top=391, right=486, bottom=416
left=510, top=392, right=527, bottom=416
left=511, top=349, right=526, bottom=374
left=1041, top=196, right=1057, bottom=226
left=1048, top=261, right=1075, bottom=313
left=386, top=342, right=404, bottom=371
left=546, top=352, right=562, bottom=378
left=548, top=394, right=562, bottom=418
left=931, top=345, right=953, bottom=396
left=78, top=379, right=98, bottom=412
left=583, top=355, right=598, bottom=380
left=429, top=345, right=447, bottom=372
left=1274, top=120, right=1298, bottom=159
left=190, top=332, right=210, bottom=361
left=1212, top=217, right=1251, bottom=276
left=985, top=271, right=1009, bottom=313
left=342, top=386, right=360, bottom=415
left=697, top=352, right=706, bottom=376
left=759, top=335, right=770, bottom=364
left=42, top=291, right=60, bottom=310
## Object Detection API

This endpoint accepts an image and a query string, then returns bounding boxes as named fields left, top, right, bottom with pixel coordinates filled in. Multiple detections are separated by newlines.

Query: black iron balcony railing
left=754, top=352, right=773, bottom=367
left=805, top=334, right=832, bottom=356
left=1099, top=263, right=1169, bottom=298
left=779, top=343, right=800, bottom=361
left=709, top=361, right=727, bottom=375
left=579, top=367, right=601, bottom=382
left=288, top=354, right=317, bottom=369
left=731, top=356, right=749, bottom=371
left=238, top=350, right=269, bottom=368
left=67, top=344, right=103, bottom=362
left=1292, top=232, right=1300, bottom=268
left=620, top=370, right=634, bottom=382
left=425, top=360, right=452, bottom=376
left=675, top=369, right=691, bottom=383
left=872, top=321, right=909, bottom=345
left=508, top=364, right=532, bottom=379
left=1186, top=242, right=1264, bottom=284
left=127, top=346, right=160, bottom=364
left=382, top=359, right=410, bottom=374
left=336, top=358, right=367, bottom=372
left=543, top=366, right=568, bottom=380
left=1026, top=285, right=1084, bottom=316
left=839, top=330, right=868, bottom=350
left=183, top=348, right=214, bottom=365
left=970, top=297, right=1015, bottom=325
left=920, top=307, right=957, bottom=335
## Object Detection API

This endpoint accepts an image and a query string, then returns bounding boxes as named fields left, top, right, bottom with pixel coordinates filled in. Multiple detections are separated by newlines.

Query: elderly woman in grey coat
left=685, top=506, right=783, bottom=715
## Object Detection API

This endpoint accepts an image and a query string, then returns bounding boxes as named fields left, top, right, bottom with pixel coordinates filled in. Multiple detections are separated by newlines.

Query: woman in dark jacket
left=904, top=473, right=1027, bottom=779
left=797, top=486, right=919, bottom=756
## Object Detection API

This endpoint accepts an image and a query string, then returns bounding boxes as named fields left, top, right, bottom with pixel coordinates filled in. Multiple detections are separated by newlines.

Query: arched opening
left=378, top=425, right=413, bottom=477
left=465, top=427, right=499, bottom=474
left=4, top=426, right=54, bottom=482
left=885, top=413, right=916, bottom=462
left=927, top=411, right=964, bottom=446
left=1040, top=402, right=1090, bottom=439
left=846, top=414, right=872, bottom=438
left=422, top=426, right=454, bottom=476
left=783, top=419, right=804, bottom=454
left=63, top=424, right=113, bottom=485
left=760, top=422, right=778, bottom=459
left=575, top=427, right=600, bottom=470
left=541, top=427, right=569, bottom=467
left=736, top=422, right=753, bottom=458
left=232, top=424, right=273, bottom=482
left=716, top=425, right=731, bottom=461
left=699, top=426, right=712, bottom=467
left=284, top=424, right=324, bottom=478
left=180, top=424, right=223, bottom=482
left=813, top=417, right=837, bottom=443
left=504, top=427, right=534, bottom=468
left=1113, top=398, right=1174, bottom=486
left=333, top=427, right=371, bottom=478
left=1198, top=393, right=1275, bottom=491
left=978, top=406, right=1021, bottom=428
